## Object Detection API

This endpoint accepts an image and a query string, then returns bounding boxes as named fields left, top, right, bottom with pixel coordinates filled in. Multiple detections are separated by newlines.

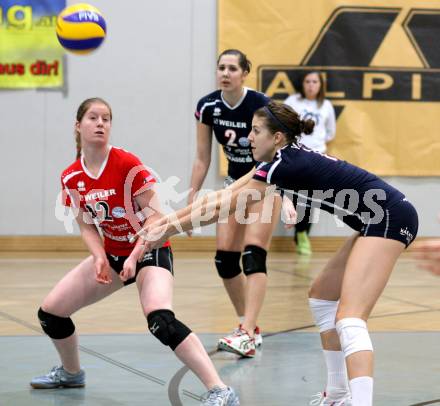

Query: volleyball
left=56, top=3, right=106, bottom=54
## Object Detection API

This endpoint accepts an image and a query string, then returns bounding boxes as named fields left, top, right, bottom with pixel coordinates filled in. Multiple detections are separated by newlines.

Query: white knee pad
left=336, top=318, right=373, bottom=358
left=308, top=298, right=338, bottom=333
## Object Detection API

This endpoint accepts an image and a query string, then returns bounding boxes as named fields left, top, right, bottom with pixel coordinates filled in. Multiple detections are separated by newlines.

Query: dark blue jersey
left=254, top=145, right=405, bottom=231
left=195, top=88, right=270, bottom=179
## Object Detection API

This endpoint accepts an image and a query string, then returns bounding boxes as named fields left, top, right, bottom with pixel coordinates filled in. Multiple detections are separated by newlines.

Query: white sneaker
left=310, top=391, right=352, bottom=406
left=218, top=328, right=256, bottom=357
left=254, top=326, right=263, bottom=347
left=218, top=324, right=262, bottom=349
left=30, top=366, right=85, bottom=389
left=201, top=386, right=240, bottom=405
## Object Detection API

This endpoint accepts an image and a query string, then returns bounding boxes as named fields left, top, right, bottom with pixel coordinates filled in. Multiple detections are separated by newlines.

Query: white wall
left=0, top=0, right=439, bottom=237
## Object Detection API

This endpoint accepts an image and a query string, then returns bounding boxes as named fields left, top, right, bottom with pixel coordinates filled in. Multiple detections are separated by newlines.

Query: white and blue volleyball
left=56, top=3, right=106, bottom=54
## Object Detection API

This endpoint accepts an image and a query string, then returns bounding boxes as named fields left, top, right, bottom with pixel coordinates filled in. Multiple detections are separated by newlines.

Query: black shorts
left=360, top=198, right=418, bottom=247
left=106, top=246, right=174, bottom=286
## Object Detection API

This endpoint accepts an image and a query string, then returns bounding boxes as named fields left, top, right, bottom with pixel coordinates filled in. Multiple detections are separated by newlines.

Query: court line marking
left=2, top=309, right=440, bottom=404
left=292, top=308, right=440, bottom=331
left=2, top=258, right=439, bottom=404
left=269, top=267, right=439, bottom=311
left=380, top=294, right=435, bottom=310
left=167, top=323, right=317, bottom=404
left=0, top=310, right=191, bottom=390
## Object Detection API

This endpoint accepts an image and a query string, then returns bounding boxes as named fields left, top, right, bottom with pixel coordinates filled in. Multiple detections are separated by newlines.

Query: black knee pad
left=147, top=309, right=191, bottom=351
left=214, top=250, right=242, bottom=279
left=242, top=245, right=267, bottom=276
left=38, top=307, right=75, bottom=339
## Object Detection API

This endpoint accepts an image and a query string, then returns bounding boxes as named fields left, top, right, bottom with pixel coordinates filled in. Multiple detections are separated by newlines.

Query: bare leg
left=51, top=335, right=81, bottom=374
left=41, top=256, right=123, bottom=373
left=241, top=195, right=281, bottom=335
left=241, top=274, right=266, bottom=335
left=309, top=234, right=359, bottom=351
left=216, top=219, right=247, bottom=318
left=337, top=237, right=405, bottom=379
left=175, top=334, right=224, bottom=389
left=137, top=266, right=225, bottom=389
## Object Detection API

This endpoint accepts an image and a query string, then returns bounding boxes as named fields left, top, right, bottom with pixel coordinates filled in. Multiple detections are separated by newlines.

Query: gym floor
left=1, top=250, right=440, bottom=405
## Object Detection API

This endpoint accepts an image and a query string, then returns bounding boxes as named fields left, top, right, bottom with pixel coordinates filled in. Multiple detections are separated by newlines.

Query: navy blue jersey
left=195, top=88, right=270, bottom=179
left=254, top=145, right=405, bottom=231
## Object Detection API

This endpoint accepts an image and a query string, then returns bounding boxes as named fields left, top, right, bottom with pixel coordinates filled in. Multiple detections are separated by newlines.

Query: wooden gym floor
left=1, top=247, right=440, bottom=405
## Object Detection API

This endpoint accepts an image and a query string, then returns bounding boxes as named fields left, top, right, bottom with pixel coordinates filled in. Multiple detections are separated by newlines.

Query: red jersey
left=61, top=146, right=169, bottom=256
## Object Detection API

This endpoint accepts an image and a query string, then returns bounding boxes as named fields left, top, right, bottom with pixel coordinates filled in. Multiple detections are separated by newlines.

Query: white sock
left=323, top=350, right=349, bottom=397
left=238, top=316, right=245, bottom=325
left=349, top=376, right=373, bottom=406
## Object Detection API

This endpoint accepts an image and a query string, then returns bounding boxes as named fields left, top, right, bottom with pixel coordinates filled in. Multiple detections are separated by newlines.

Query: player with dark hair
left=190, top=49, right=281, bottom=356
left=137, top=100, right=418, bottom=406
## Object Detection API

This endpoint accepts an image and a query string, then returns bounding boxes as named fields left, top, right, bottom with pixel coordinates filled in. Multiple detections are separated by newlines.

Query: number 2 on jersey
left=225, top=129, right=238, bottom=147
left=85, top=201, right=113, bottom=222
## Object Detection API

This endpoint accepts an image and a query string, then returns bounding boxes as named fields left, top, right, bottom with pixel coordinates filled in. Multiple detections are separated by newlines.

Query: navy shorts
left=360, top=198, right=418, bottom=247
left=106, top=246, right=174, bottom=286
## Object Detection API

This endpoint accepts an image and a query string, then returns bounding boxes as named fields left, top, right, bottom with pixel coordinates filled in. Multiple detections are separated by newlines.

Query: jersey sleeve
left=124, top=153, right=157, bottom=196
left=253, top=162, right=275, bottom=184
left=253, top=150, right=286, bottom=187
left=256, top=92, right=271, bottom=108
left=60, top=171, right=82, bottom=209
left=61, top=177, right=72, bottom=207
left=194, top=96, right=213, bottom=126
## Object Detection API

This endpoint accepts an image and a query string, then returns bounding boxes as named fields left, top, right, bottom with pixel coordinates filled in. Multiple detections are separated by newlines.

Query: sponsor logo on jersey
left=238, top=137, right=251, bottom=147
left=213, top=118, right=247, bottom=128
left=84, top=189, right=116, bottom=202
left=112, top=206, right=126, bottom=218
left=109, top=223, right=130, bottom=231
left=213, top=107, right=222, bottom=116
left=77, top=181, right=86, bottom=192
left=102, top=230, right=130, bottom=242
left=225, top=155, right=253, bottom=163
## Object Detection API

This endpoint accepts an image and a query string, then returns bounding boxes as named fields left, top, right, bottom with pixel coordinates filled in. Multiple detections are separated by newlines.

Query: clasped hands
left=130, top=220, right=170, bottom=260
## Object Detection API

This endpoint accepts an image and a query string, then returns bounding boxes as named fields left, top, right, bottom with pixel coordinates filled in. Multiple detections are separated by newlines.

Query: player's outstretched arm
left=138, top=179, right=273, bottom=251
left=76, top=208, right=112, bottom=284
left=120, top=187, right=164, bottom=282
left=131, top=169, right=258, bottom=241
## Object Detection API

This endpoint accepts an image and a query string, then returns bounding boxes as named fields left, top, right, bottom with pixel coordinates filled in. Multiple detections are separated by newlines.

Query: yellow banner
left=0, top=0, right=65, bottom=88
left=218, top=0, right=440, bottom=176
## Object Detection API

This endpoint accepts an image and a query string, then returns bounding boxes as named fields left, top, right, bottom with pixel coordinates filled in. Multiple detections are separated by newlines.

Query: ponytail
left=75, top=131, right=81, bottom=160
left=299, top=119, right=315, bottom=135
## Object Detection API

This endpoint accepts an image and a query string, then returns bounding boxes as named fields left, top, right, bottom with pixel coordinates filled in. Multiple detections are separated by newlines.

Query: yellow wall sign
left=218, top=0, right=440, bottom=176
left=0, top=0, right=65, bottom=88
